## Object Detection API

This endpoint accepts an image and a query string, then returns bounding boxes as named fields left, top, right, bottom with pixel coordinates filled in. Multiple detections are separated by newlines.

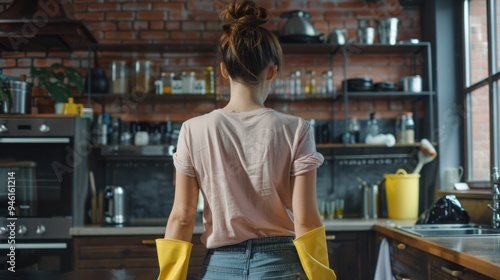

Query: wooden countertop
left=374, top=224, right=500, bottom=279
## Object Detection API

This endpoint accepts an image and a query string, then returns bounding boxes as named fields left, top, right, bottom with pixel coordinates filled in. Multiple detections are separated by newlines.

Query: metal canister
left=104, top=185, right=128, bottom=225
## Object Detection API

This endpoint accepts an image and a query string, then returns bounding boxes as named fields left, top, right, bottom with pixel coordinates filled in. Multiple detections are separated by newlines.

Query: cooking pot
left=2, top=80, right=32, bottom=114
left=103, top=185, right=128, bottom=225
left=279, top=10, right=323, bottom=43
left=400, top=75, right=422, bottom=92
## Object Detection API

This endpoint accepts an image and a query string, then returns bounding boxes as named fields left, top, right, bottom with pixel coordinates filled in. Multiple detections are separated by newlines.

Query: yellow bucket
left=384, top=169, right=420, bottom=219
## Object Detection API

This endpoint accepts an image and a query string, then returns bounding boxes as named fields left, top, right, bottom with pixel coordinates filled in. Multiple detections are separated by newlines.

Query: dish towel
left=374, top=238, right=395, bottom=280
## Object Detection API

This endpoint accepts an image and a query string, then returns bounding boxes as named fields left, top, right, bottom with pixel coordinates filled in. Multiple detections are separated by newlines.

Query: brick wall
left=0, top=0, right=422, bottom=125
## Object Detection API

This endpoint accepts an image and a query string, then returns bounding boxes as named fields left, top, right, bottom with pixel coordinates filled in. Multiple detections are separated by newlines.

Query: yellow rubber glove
left=156, top=238, right=193, bottom=280
left=293, top=226, right=337, bottom=280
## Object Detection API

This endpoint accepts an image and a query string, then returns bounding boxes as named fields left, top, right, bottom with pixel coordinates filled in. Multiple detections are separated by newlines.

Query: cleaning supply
left=156, top=238, right=193, bottom=280
left=384, top=169, right=420, bottom=219
left=293, top=226, right=337, bottom=280
left=412, top=138, right=437, bottom=174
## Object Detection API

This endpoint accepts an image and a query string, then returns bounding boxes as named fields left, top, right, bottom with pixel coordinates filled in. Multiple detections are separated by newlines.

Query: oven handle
left=0, top=138, right=70, bottom=144
left=0, top=243, right=67, bottom=249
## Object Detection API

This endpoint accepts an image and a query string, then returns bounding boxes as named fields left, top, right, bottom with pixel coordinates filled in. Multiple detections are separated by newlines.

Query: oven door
left=0, top=239, right=72, bottom=273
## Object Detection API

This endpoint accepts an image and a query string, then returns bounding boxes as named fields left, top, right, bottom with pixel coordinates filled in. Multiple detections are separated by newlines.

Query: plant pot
left=54, top=102, right=64, bottom=114
left=36, top=98, right=55, bottom=114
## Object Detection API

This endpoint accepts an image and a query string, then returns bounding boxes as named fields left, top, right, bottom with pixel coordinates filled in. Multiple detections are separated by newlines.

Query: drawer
left=428, top=255, right=494, bottom=280
left=389, top=239, right=427, bottom=280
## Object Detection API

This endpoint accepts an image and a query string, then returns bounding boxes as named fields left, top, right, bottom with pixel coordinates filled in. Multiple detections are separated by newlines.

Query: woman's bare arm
left=164, top=169, right=199, bottom=242
left=291, top=169, right=323, bottom=238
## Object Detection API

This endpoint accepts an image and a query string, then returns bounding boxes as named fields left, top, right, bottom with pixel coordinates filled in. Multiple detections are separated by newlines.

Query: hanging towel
left=374, top=238, right=395, bottom=280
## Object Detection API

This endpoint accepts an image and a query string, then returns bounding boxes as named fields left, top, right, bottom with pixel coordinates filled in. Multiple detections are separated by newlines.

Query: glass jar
left=134, top=60, right=154, bottom=94
left=161, top=72, right=175, bottom=94
left=181, top=71, right=196, bottom=94
left=321, top=71, right=334, bottom=95
left=305, top=70, right=317, bottom=94
left=403, top=112, right=415, bottom=144
left=111, top=61, right=129, bottom=94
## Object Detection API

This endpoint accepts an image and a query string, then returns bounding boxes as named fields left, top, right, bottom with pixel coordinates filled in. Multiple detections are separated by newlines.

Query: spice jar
left=181, top=71, right=196, bottom=94
left=161, top=72, right=175, bottom=94
left=111, top=61, right=129, bottom=94
left=134, top=60, right=154, bottom=94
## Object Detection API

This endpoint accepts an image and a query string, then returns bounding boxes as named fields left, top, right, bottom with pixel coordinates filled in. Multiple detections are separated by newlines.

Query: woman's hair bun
left=220, top=0, right=270, bottom=31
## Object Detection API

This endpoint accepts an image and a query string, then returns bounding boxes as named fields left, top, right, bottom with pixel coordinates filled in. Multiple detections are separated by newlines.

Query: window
left=464, top=0, right=500, bottom=185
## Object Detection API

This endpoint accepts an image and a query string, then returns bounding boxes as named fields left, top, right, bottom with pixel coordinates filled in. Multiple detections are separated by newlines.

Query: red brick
left=137, top=11, right=165, bottom=20
left=75, top=12, right=105, bottom=21
left=72, top=4, right=86, bottom=12
left=87, top=22, right=117, bottom=31
left=182, top=21, right=205, bottom=31
left=105, top=31, right=137, bottom=40
left=0, top=59, right=16, bottom=68
left=171, top=31, right=201, bottom=40
left=134, top=21, right=149, bottom=30
left=33, top=58, right=62, bottom=67
left=106, top=12, right=134, bottom=21
left=17, top=58, right=32, bottom=67
left=151, top=21, right=164, bottom=30
left=165, top=21, right=181, bottom=30
left=122, top=3, right=151, bottom=11
left=118, top=22, right=132, bottom=30
left=87, top=3, right=119, bottom=12
left=139, top=31, right=170, bottom=40
left=153, top=2, right=185, bottom=11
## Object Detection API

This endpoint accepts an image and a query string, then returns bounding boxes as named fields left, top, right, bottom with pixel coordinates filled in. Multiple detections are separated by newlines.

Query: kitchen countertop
left=375, top=224, right=500, bottom=279
left=70, top=218, right=416, bottom=236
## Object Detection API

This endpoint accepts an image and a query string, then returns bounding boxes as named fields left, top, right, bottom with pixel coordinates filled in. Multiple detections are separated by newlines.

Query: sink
left=395, top=224, right=500, bottom=237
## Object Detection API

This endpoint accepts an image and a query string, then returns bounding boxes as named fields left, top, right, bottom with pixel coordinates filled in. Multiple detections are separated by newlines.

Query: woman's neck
left=224, top=80, right=268, bottom=112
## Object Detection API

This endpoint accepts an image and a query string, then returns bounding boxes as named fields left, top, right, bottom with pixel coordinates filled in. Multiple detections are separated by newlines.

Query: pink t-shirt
left=173, top=108, right=324, bottom=248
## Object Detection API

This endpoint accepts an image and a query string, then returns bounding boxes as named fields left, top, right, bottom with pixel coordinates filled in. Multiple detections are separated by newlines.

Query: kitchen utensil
left=400, top=75, right=422, bottom=92
left=377, top=17, right=399, bottom=45
left=373, top=81, right=396, bottom=91
left=443, top=166, right=464, bottom=191
left=62, top=97, right=84, bottom=116
left=103, top=185, right=128, bottom=225
left=357, top=26, right=375, bottom=44
left=280, top=10, right=319, bottom=37
left=343, top=77, right=373, bottom=92
left=3, top=80, right=32, bottom=114
left=328, top=28, right=347, bottom=45
left=412, top=138, right=437, bottom=174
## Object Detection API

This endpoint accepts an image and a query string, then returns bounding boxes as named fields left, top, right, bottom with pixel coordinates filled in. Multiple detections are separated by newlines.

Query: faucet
left=489, top=167, right=500, bottom=228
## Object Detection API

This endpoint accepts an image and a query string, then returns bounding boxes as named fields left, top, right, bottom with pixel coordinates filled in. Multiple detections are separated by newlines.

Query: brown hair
left=218, top=0, right=282, bottom=85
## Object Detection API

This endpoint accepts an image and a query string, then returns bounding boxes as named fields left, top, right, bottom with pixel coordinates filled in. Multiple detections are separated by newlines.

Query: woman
left=156, top=1, right=336, bottom=279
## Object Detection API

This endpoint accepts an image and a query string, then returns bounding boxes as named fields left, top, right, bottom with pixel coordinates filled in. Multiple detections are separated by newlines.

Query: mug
left=443, top=166, right=463, bottom=191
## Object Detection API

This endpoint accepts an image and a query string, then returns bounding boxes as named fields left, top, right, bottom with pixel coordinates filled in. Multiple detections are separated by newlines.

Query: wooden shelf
left=316, top=143, right=429, bottom=149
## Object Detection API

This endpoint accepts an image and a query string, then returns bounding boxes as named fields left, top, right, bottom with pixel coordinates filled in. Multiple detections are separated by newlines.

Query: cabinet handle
left=441, top=265, right=464, bottom=277
left=396, top=243, right=406, bottom=250
left=326, top=235, right=336, bottom=240
left=142, top=239, right=156, bottom=245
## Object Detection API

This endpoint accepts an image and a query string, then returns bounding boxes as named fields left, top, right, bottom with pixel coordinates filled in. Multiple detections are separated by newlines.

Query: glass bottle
left=321, top=71, right=334, bottom=95
left=204, top=66, right=215, bottom=94
left=161, top=72, right=174, bottom=94
left=395, top=115, right=404, bottom=144
left=404, top=112, right=415, bottom=144
left=305, top=70, right=317, bottom=94
left=134, top=60, right=154, bottom=94
left=181, top=71, right=196, bottom=94
left=348, top=117, right=360, bottom=143
left=367, top=112, right=379, bottom=137
left=111, top=61, right=129, bottom=94
left=294, top=70, right=302, bottom=94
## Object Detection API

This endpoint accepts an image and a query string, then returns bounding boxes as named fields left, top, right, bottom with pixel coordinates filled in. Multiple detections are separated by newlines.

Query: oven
left=0, top=116, right=89, bottom=272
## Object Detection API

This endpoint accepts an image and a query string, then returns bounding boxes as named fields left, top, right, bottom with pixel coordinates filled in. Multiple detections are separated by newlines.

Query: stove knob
left=0, top=124, right=8, bottom=133
left=39, top=124, right=50, bottom=133
left=0, top=226, right=7, bottom=235
left=36, top=224, right=46, bottom=235
left=17, top=225, right=27, bottom=235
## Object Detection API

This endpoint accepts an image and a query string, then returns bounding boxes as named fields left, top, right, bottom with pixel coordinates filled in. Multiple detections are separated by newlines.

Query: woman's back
left=174, top=108, right=323, bottom=248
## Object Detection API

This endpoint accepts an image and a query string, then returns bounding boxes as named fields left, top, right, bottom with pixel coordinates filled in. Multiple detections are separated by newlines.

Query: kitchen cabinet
left=374, top=232, right=495, bottom=280
left=326, top=231, right=374, bottom=280
left=73, top=234, right=207, bottom=277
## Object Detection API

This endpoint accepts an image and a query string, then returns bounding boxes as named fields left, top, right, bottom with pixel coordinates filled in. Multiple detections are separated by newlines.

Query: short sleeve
left=173, top=123, right=196, bottom=177
left=291, top=120, right=324, bottom=176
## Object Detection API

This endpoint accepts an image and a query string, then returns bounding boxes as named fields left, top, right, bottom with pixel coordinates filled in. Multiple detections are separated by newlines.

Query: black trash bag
left=416, top=195, right=470, bottom=224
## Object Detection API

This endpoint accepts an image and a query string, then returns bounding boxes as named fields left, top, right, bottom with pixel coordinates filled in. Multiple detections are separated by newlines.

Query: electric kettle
left=103, top=185, right=129, bottom=225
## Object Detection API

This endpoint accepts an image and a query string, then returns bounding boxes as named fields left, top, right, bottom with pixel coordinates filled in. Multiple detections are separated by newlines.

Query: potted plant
left=30, top=63, right=83, bottom=113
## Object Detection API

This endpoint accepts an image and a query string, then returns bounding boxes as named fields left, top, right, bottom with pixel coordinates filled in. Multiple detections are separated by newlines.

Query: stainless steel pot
left=400, top=75, right=422, bottom=92
left=377, top=17, right=399, bottom=45
left=280, top=10, right=319, bottom=36
left=3, top=80, right=32, bottom=114
left=104, top=185, right=128, bottom=225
